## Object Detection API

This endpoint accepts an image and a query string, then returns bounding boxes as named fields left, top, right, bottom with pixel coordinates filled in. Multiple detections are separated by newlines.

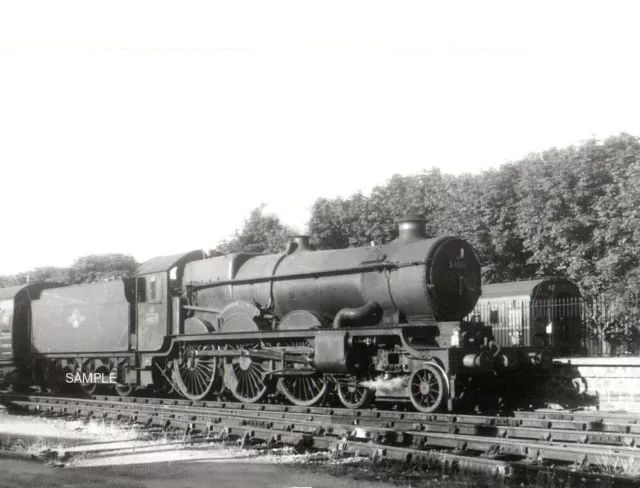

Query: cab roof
left=136, top=250, right=206, bottom=276
left=480, top=278, right=580, bottom=300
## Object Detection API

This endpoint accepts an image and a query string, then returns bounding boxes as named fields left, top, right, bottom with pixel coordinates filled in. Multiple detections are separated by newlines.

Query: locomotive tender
left=0, top=217, right=553, bottom=412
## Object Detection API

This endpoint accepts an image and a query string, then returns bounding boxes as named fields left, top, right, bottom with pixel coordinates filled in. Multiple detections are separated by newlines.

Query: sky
left=1, top=1, right=640, bottom=275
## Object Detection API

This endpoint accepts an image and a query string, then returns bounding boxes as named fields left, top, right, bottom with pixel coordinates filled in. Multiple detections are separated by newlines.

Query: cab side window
left=148, top=274, right=163, bottom=303
left=137, top=277, right=147, bottom=302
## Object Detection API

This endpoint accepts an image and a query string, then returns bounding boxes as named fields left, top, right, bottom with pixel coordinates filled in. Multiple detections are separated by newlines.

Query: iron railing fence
left=467, top=296, right=640, bottom=357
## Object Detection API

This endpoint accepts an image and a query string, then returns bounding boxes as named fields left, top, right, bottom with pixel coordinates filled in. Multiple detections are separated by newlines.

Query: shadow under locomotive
left=1, top=216, right=562, bottom=414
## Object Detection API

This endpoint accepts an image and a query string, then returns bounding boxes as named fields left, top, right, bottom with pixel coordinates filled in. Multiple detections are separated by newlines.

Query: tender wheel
left=223, top=344, right=269, bottom=403
left=277, top=376, right=328, bottom=407
left=173, top=343, right=218, bottom=401
left=10, top=383, right=31, bottom=394
left=115, top=384, right=135, bottom=397
left=79, top=365, right=108, bottom=396
left=336, top=381, right=374, bottom=409
left=409, top=364, right=447, bottom=413
left=50, top=367, right=74, bottom=394
left=79, top=382, right=98, bottom=396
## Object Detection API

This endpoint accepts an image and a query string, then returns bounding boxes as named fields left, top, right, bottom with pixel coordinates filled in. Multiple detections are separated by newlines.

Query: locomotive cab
left=134, top=250, right=205, bottom=352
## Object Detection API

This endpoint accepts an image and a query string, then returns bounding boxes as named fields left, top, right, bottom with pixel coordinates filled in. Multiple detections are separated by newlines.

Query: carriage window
left=489, top=310, right=499, bottom=324
left=0, top=311, right=11, bottom=333
left=148, top=275, right=163, bottom=303
left=0, top=301, right=12, bottom=331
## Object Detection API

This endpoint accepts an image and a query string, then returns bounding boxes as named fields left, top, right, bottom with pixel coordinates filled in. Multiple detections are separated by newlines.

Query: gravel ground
left=1, top=457, right=417, bottom=488
left=0, top=412, right=412, bottom=488
left=0, top=411, right=140, bottom=440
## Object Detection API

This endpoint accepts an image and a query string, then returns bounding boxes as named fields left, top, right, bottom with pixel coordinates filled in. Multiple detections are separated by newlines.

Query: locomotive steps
left=2, top=393, right=640, bottom=486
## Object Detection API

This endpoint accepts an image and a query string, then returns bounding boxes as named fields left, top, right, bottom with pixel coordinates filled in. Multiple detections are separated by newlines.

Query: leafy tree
left=589, top=134, right=640, bottom=298
left=307, top=195, right=366, bottom=249
left=367, top=171, right=448, bottom=244
left=308, top=169, right=453, bottom=249
left=0, top=273, right=25, bottom=288
left=0, top=267, right=70, bottom=287
left=514, top=134, right=640, bottom=298
left=0, top=254, right=138, bottom=288
left=30, top=266, right=71, bottom=284
left=306, top=133, right=640, bottom=301
left=69, top=254, right=139, bottom=284
left=216, top=205, right=294, bottom=254
left=477, top=165, right=535, bottom=283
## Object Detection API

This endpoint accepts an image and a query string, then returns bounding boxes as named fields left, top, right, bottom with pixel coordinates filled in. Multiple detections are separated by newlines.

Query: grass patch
left=596, top=454, right=640, bottom=477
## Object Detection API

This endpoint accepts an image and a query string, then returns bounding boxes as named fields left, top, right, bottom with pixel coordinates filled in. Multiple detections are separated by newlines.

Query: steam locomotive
left=0, top=217, right=553, bottom=412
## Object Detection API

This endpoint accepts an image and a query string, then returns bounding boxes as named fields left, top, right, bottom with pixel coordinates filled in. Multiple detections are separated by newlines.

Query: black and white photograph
left=1, top=1, right=640, bottom=487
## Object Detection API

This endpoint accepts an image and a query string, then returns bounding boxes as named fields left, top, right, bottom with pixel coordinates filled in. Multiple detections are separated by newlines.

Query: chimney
left=396, top=215, right=427, bottom=242
left=288, top=235, right=314, bottom=252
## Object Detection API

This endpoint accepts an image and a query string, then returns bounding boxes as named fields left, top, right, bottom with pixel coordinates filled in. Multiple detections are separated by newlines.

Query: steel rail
left=5, top=392, right=640, bottom=440
left=3, top=393, right=640, bottom=475
left=63, top=398, right=640, bottom=447
left=1, top=396, right=514, bottom=477
left=93, top=394, right=640, bottom=437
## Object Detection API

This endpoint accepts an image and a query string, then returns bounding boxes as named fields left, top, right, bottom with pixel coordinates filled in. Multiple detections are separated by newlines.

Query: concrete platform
left=556, top=357, right=640, bottom=367
left=554, top=356, right=640, bottom=412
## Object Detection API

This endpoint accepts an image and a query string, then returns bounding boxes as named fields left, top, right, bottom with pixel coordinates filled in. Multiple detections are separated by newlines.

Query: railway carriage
left=1, top=217, right=554, bottom=412
left=470, top=279, right=582, bottom=356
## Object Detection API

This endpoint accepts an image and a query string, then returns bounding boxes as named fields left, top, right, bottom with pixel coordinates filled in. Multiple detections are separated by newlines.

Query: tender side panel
left=31, top=281, right=131, bottom=354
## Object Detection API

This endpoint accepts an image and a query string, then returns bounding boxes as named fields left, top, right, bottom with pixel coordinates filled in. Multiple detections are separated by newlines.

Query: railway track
left=1, top=393, right=640, bottom=487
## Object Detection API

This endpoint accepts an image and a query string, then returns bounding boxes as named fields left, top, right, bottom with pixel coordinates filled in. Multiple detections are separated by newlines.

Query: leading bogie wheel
left=408, top=363, right=447, bottom=413
left=173, top=343, right=218, bottom=401
left=336, top=381, right=374, bottom=409
left=115, top=384, right=135, bottom=397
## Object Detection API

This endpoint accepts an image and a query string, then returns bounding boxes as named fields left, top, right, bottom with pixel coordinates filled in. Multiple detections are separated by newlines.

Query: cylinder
left=496, top=351, right=519, bottom=370
left=314, top=330, right=352, bottom=373
left=462, top=351, right=493, bottom=372
left=528, top=348, right=553, bottom=370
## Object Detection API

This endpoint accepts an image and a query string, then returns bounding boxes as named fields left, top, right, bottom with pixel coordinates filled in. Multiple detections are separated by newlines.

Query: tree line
left=221, top=133, right=640, bottom=302
left=0, top=254, right=139, bottom=287
left=2, top=133, right=639, bottom=302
